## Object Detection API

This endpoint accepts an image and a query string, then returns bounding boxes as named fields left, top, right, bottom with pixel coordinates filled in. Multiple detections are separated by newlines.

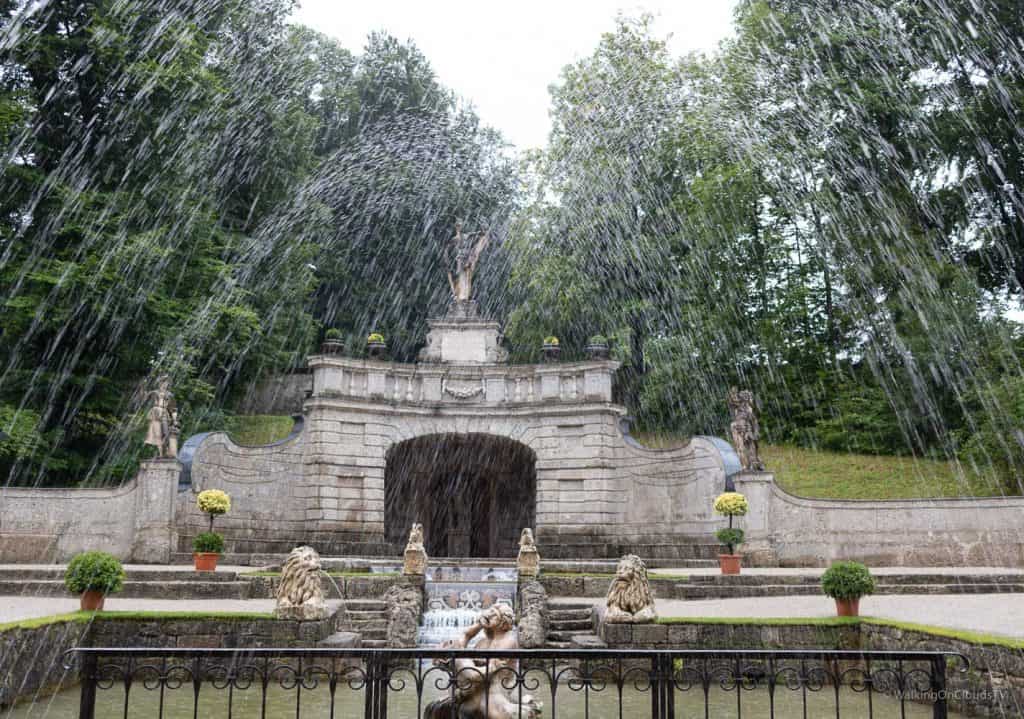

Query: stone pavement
left=553, top=593, right=1024, bottom=639
left=0, top=596, right=276, bottom=625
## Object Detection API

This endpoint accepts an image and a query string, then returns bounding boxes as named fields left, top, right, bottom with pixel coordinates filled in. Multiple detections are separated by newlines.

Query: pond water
left=9, top=676, right=959, bottom=718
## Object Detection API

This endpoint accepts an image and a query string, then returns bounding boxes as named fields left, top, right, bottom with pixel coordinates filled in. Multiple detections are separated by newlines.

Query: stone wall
left=0, top=613, right=339, bottom=707
left=0, top=459, right=179, bottom=563
left=0, top=619, right=89, bottom=707
left=736, top=474, right=1024, bottom=567
left=599, top=618, right=1024, bottom=717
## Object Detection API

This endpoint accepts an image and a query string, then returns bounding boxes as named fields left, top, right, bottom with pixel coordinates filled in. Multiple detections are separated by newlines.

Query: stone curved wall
left=735, top=473, right=1024, bottom=567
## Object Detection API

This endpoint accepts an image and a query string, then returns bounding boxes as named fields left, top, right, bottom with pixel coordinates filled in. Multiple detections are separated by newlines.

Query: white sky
left=290, top=0, right=738, bottom=150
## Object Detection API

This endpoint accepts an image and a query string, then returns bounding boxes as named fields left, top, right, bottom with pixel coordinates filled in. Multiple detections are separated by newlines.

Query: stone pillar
left=133, top=459, right=180, bottom=563
left=731, top=472, right=777, bottom=566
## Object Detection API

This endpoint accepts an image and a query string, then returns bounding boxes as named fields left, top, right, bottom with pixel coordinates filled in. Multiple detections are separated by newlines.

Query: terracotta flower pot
left=193, top=552, right=220, bottom=572
left=718, top=554, right=742, bottom=575
left=834, top=597, right=861, bottom=617
left=80, top=590, right=105, bottom=611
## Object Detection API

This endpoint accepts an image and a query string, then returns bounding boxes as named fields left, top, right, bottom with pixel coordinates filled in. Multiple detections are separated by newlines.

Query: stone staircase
left=545, top=602, right=605, bottom=649
left=334, top=598, right=389, bottom=648
left=0, top=567, right=253, bottom=600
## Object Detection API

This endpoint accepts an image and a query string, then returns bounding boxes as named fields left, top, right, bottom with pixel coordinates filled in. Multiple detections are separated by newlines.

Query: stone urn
left=193, top=552, right=219, bottom=572
left=542, top=338, right=560, bottom=362
left=586, top=343, right=609, bottom=360
left=320, top=339, right=344, bottom=354
left=366, top=334, right=387, bottom=359
left=585, top=336, right=609, bottom=360
left=718, top=554, right=742, bottom=575
left=80, top=590, right=105, bottom=611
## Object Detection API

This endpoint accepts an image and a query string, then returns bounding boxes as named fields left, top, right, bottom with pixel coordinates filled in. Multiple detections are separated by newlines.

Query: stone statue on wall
left=516, top=527, right=540, bottom=578
left=728, top=387, right=765, bottom=471
left=424, top=603, right=542, bottom=719
left=144, top=375, right=178, bottom=459
left=444, top=220, right=489, bottom=304
left=604, top=554, right=657, bottom=624
left=275, top=546, right=329, bottom=620
left=403, top=522, right=427, bottom=576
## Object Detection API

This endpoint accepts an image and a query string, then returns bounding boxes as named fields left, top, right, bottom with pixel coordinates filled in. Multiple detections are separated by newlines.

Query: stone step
left=685, top=573, right=1024, bottom=586
left=673, top=582, right=1024, bottom=599
left=361, top=639, right=389, bottom=649
left=0, top=579, right=253, bottom=600
left=318, top=631, right=360, bottom=648
left=547, top=601, right=595, bottom=611
left=549, top=618, right=593, bottom=632
left=0, top=567, right=245, bottom=582
left=544, top=640, right=573, bottom=650
left=345, top=609, right=389, bottom=620
left=549, top=608, right=593, bottom=621
left=343, top=600, right=388, bottom=611
left=570, top=634, right=608, bottom=649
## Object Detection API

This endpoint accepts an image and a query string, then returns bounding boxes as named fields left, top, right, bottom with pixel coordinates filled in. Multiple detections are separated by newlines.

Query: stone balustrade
left=308, top=356, right=618, bottom=406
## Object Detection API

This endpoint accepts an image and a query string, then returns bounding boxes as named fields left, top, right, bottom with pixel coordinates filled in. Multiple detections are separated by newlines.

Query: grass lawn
left=224, top=415, right=296, bottom=446
left=632, top=432, right=1007, bottom=499
left=760, top=444, right=1004, bottom=499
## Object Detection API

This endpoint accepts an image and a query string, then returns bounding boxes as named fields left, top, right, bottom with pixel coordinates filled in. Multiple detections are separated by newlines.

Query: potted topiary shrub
left=713, top=491, right=749, bottom=575
left=542, top=336, right=560, bottom=362
left=321, top=328, right=344, bottom=354
left=195, top=488, right=230, bottom=571
left=585, top=334, right=610, bottom=360
left=366, top=332, right=387, bottom=359
left=64, top=551, right=125, bottom=611
left=821, top=561, right=876, bottom=616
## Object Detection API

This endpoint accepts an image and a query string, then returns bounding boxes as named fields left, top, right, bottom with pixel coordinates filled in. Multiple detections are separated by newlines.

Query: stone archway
left=384, top=433, right=536, bottom=558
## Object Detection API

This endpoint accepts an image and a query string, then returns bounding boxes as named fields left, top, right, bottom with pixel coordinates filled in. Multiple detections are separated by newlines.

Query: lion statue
left=604, top=554, right=657, bottom=624
left=275, top=545, right=329, bottom=620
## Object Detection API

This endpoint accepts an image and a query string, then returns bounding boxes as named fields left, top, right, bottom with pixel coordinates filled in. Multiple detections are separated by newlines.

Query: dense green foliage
left=820, top=562, right=877, bottom=601
left=2, top=0, right=1023, bottom=493
left=505, top=4, right=1024, bottom=492
left=714, top=527, right=745, bottom=554
left=64, top=551, right=125, bottom=594
left=0, top=0, right=515, bottom=485
left=192, top=531, right=225, bottom=554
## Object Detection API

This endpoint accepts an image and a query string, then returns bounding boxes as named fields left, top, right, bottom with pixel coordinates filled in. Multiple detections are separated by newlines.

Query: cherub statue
left=444, top=220, right=490, bottom=303
left=424, top=603, right=542, bottom=719
left=728, top=387, right=765, bottom=471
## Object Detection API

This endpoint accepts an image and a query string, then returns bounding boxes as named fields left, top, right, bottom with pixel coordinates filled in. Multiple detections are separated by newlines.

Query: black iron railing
left=64, top=647, right=968, bottom=719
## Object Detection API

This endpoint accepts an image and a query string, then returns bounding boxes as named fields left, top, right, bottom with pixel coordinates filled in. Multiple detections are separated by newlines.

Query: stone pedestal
left=403, top=546, right=427, bottom=576
left=517, top=546, right=540, bottom=578
left=731, top=472, right=778, bottom=566
left=132, top=459, right=180, bottom=563
left=419, top=303, right=507, bottom=364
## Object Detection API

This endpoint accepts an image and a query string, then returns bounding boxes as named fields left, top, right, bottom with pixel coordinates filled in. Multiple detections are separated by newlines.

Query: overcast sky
left=290, top=1, right=738, bottom=150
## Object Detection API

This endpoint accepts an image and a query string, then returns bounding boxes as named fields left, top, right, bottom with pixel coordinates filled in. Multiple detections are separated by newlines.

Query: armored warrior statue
left=728, top=386, right=765, bottom=471
left=144, top=375, right=177, bottom=458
